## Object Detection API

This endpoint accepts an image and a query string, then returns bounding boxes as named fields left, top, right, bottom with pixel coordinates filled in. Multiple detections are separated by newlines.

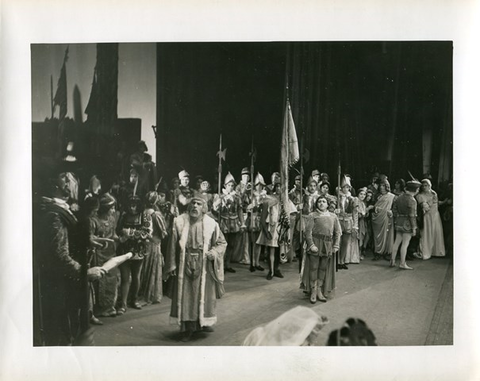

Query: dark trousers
left=224, top=233, right=237, bottom=268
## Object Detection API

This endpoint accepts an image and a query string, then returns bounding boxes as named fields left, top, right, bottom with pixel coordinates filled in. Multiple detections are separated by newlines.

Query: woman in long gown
left=336, top=177, right=359, bottom=267
left=371, top=180, right=395, bottom=261
left=416, top=179, right=445, bottom=259
left=93, top=193, right=119, bottom=318
left=139, top=191, right=168, bottom=305
left=357, top=187, right=370, bottom=260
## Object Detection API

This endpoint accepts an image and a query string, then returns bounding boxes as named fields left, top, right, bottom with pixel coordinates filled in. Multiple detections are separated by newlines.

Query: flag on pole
left=280, top=99, right=299, bottom=214
left=53, top=47, right=69, bottom=120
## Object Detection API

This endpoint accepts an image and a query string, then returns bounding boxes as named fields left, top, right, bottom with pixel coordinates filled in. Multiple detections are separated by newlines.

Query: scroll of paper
left=101, top=252, right=133, bottom=272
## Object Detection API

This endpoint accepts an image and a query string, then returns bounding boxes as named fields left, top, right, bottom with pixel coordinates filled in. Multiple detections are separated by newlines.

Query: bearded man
left=164, top=197, right=227, bottom=342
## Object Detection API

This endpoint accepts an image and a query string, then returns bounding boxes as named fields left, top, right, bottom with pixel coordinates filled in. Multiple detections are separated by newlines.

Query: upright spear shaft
left=249, top=137, right=255, bottom=267
left=218, top=134, right=223, bottom=196
left=50, top=75, right=54, bottom=119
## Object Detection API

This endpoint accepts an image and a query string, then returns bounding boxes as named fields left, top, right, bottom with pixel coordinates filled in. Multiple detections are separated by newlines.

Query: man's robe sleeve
left=164, top=218, right=179, bottom=276
left=46, top=212, right=82, bottom=280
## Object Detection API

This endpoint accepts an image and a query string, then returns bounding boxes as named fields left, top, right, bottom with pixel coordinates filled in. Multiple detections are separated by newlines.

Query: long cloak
left=164, top=213, right=227, bottom=327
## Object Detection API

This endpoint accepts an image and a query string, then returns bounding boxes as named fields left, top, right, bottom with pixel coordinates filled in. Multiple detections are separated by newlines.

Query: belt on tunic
left=312, top=233, right=333, bottom=241
left=396, top=214, right=415, bottom=217
left=186, top=248, right=202, bottom=255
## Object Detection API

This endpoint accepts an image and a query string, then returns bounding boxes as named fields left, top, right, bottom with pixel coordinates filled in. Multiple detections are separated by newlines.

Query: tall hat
left=254, top=172, right=266, bottom=186
left=311, top=169, right=321, bottom=177
left=224, top=171, right=236, bottom=186
left=340, top=175, right=352, bottom=188
left=178, top=170, right=189, bottom=179
left=241, top=167, right=250, bottom=175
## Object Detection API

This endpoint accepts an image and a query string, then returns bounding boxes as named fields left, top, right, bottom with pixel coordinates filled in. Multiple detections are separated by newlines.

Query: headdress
left=188, top=196, right=208, bottom=214
left=340, top=175, right=351, bottom=188
left=137, top=140, right=148, bottom=151
left=100, top=192, right=116, bottom=208
left=319, top=180, right=330, bottom=189
left=254, top=173, right=266, bottom=186
left=421, top=178, right=432, bottom=187
left=241, top=167, right=250, bottom=175
left=406, top=180, right=422, bottom=192
left=178, top=170, right=190, bottom=179
left=311, top=169, right=321, bottom=177
left=145, top=191, right=161, bottom=207
left=224, top=171, right=236, bottom=186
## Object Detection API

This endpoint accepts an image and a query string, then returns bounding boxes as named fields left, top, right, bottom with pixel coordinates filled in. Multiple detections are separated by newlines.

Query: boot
left=316, top=286, right=327, bottom=302
left=310, top=281, right=317, bottom=304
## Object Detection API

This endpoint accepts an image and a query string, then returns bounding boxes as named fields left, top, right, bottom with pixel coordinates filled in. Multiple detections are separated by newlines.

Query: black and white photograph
left=1, top=1, right=479, bottom=380
left=31, top=41, right=453, bottom=347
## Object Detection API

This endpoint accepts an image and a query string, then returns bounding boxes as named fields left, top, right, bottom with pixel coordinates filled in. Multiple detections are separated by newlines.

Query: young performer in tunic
left=256, top=181, right=283, bottom=280
left=391, top=180, right=422, bottom=269
left=235, top=167, right=253, bottom=265
left=246, top=173, right=268, bottom=272
left=303, top=196, right=342, bottom=303
left=212, top=172, right=246, bottom=273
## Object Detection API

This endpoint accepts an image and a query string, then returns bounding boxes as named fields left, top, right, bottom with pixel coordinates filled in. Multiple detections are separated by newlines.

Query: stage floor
left=93, top=250, right=453, bottom=346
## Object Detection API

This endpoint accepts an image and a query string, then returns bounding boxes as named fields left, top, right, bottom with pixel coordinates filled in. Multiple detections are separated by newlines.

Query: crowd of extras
left=34, top=140, right=453, bottom=345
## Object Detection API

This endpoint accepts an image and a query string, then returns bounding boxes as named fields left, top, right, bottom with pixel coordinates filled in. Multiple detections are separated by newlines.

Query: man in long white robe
left=164, top=197, right=227, bottom=342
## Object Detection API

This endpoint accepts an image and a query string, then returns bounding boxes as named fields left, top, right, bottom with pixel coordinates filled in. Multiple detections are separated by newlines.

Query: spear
left=336, top=156, right=341, bottom=273
left=249, top=136, right=256, bottom=267
left=216, top=134, right=226, bottom=196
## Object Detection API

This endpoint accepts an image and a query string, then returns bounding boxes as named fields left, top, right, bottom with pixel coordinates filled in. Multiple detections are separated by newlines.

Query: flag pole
left=336, top=155, right=341, bottom=273
left=249, top=135, right=255, bottom=267
left=50, top=75, right=54, bottom=119
left=218, top=134, right=222, bottom=196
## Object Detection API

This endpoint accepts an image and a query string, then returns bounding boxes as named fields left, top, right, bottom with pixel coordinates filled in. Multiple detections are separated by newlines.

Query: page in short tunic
left=181, top=220, right=204, bottom=322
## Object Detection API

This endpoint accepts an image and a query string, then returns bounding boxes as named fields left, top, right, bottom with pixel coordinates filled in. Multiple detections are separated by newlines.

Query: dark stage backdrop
left=156, top=42, right=452, bottom=190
